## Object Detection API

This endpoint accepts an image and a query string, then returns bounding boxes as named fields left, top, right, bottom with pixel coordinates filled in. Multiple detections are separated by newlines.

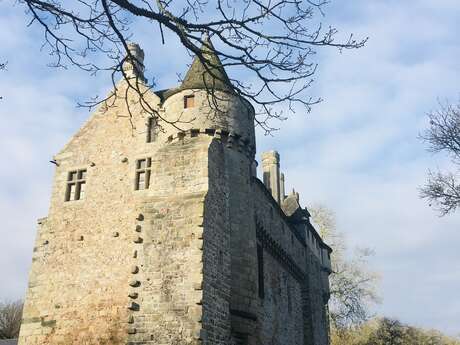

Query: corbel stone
left=133, top=236, right=143, bottom=244
left=127, top=302, right=139, bottom=311
left=129, top=280, right=140, bottom=287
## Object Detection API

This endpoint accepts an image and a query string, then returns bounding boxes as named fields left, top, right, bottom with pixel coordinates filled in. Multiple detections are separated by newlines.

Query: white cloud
left=0, top=0, right=459, bottom=336
left=257, top=0, right=460, bottom=335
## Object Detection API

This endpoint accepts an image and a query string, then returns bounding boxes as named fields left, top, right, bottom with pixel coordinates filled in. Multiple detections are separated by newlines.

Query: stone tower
left=18, top=39, right=332, bottom=345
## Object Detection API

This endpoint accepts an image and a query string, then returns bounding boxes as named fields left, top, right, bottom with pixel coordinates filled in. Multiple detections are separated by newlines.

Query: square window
left=79, top=181, right=86, bottom=199
left=68, top=184, right=76, bottom=201
left=69, top=171, right=78, bottom=181
left=65, top=169, right=87, bottom=201
left=184, top=95, right=195, bottom=109
left=135, top=158, right=151, bottom=190
left=138, top=160, right=146, bottom=169
left=138, top=172, right=146, bottom=190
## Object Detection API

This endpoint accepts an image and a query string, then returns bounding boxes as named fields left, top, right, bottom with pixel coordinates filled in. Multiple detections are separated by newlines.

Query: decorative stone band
left=165, top=128, right=256, bottom=159
left=256, top=223, right=307, bottom=283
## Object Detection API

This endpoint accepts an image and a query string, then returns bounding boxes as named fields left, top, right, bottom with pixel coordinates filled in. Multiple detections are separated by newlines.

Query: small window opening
left=184, top=95, right=195, bottom=109
left=65, top=169, right=87, bottom=201
left=218, top=250, right=223, bottom=266
left=135, top=158, right=152, bottom=190
left=146, top=117, right=158, bottom=143
left=257, top=244, right=265, bottom=299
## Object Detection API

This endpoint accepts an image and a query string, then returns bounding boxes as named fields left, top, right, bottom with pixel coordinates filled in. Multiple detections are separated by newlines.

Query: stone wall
left=126, top=136, right=213, bottom=345
left=201, top=140, right=232, bottom=345
left=249, top=180, right=330, bottom=345
left=19, top=78, right=331, bottom=345
left=19, top=83, right=148, bottom=345
left=18, top=82, right=213, bottom=345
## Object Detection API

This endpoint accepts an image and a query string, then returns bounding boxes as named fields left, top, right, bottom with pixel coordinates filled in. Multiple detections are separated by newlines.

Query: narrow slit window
left=135, top=158, right=151, bottom=190
left=65, top=169, right=87, bottom=201
left=287, top=282, right=292, bottom=314
left=146, top=117, right=158, bottom=143
left=184, top=95, right=195, bottom=109
left=257, top=243, right=265, bottom=299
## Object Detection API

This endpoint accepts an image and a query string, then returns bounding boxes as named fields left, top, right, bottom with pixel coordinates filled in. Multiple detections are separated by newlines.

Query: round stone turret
left=158, top=37, right=256, bottom=153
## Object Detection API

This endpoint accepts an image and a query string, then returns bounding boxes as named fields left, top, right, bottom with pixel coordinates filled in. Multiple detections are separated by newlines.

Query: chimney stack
left=280, top=173, right=286, bottom=202
left=262, top=151, right=281, bottom=204
left=123, top=42, right=145, bottom=82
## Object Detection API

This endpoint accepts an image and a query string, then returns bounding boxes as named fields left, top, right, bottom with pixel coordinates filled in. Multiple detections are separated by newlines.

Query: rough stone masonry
left=18, top=39, right=333, bottom=345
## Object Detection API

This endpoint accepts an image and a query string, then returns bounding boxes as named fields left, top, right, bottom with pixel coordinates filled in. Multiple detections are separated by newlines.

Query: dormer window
left=65, top=169, right=86, bottom=201
left=184, top=95, right=195, bottom=109
left=146, top=117, right=158, bottom=143
left=135, top=158, right=151, bottom=190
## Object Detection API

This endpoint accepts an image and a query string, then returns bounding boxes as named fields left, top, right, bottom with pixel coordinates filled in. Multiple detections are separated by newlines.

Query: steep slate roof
left=180, top=37, right=232, bottom=92
left=155, top=37, right=233, bottom=101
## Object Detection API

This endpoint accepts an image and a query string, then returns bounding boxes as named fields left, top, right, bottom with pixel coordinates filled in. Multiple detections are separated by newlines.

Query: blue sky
left=1, top=0, right=459, bottom=336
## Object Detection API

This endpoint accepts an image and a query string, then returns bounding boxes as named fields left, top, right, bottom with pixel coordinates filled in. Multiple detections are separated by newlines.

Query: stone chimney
left=262, top=151, right=281, bottom=204
left=280, top=173, right=286, bottom=202
left=123, top=42, right=145, bottom=81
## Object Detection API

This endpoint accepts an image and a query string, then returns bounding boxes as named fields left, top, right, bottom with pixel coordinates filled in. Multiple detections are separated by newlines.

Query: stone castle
left=18, top=39, right=332, bottom=345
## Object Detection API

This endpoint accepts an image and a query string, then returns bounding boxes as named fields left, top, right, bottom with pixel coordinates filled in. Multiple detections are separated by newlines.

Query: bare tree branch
left=19, top=0, right=367, bottom=132
left=0, top=300, right=23, bottom=339
left=420, top=100, right=460, bottom=216
left=0, top=61, right=6, bottom=100
left=420, top=170, right=460, bottom=216
left=310, top=205, right=380, bottom=330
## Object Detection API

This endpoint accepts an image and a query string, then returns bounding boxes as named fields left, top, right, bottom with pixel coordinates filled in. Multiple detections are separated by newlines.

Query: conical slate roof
left=180, top=37, right=232, bottom=92
left=155, top=37, right=233, bottom=101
